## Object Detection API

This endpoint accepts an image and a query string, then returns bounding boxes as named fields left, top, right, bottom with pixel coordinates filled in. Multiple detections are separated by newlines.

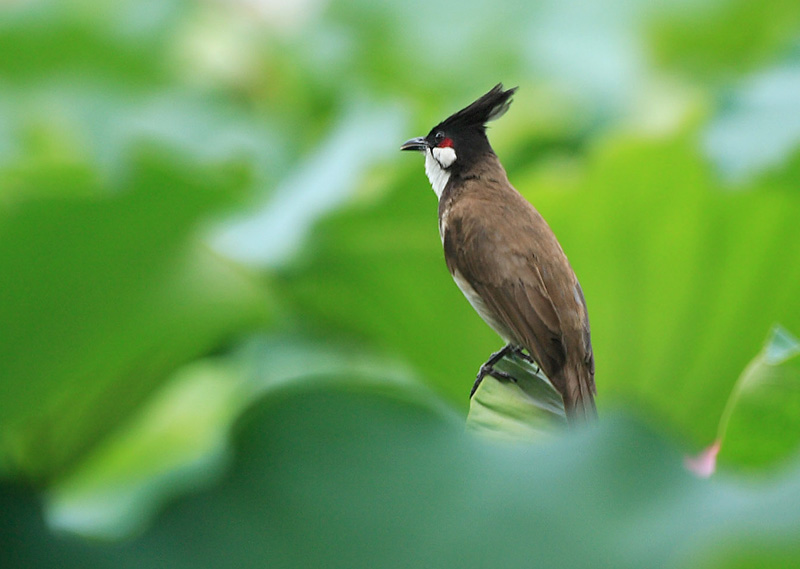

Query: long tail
left=562, top=371, right=597, bottom=425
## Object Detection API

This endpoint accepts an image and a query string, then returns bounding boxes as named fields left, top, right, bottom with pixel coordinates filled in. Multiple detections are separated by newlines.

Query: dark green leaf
left=44, top=336, right=429, bottom=539
left=4, top=387, right=800, bottom=569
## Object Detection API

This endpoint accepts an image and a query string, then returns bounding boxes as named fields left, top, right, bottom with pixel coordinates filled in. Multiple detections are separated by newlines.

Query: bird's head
left=401, top=84, right=517, bottom=194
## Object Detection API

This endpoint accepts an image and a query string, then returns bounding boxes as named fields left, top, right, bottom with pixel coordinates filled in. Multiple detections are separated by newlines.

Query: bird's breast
left=450, top=267, right=515, bottom=344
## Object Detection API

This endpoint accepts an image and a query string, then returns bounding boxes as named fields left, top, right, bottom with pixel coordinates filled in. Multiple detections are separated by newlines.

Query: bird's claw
left=470, top=347, right=518, bottom=398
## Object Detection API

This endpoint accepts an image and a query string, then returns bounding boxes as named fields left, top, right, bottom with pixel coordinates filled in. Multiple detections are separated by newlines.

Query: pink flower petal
left=684, top=440, right=721, bottom=478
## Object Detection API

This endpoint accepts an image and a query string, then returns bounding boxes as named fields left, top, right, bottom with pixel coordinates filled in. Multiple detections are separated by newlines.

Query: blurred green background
left=2, top=0, right=800, bottom=567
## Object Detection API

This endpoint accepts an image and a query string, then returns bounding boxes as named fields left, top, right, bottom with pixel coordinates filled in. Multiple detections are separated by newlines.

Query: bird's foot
left=470, top=363, right=518, bottom=397
left=510, top=346, right=540, bottom=373
left=470, top=344, right=517, bottom=398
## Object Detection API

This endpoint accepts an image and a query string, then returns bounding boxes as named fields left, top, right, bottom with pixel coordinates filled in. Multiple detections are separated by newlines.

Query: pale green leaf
left=717, top=325, right=800, bottom=468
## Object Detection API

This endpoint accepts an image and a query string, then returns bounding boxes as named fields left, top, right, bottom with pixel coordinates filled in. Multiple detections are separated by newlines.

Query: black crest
left=437, top=84, right=517, bottom=132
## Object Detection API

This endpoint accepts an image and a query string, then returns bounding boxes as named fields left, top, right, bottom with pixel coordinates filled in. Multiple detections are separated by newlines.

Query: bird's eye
left=433, top=131, right=453, bottom=148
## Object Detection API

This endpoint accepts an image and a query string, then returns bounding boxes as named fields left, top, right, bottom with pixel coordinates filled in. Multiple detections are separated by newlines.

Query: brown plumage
left=440, top=155, right=596, bottom=422
left=402, top=84, right=596, bottom=424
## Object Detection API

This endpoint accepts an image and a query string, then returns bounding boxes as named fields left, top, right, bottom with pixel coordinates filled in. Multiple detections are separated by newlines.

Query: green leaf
left=4, top=387, right=800, bottom=568
left=276, top=164, right=498, bottom=405
left=717, top=326, right=800, bottom=469
left=43, top=336, right=432, bottom=540
left=0, top=152, right=269, bottom=482
left=467, top=352, right=567, bottom=440
left=0, top=0, right=177, bottom=85
left=44, top=358, right=246, bottom=541
left=535, top=133, right=800, bottom=445
left=649, top=0, right=800, bottom=79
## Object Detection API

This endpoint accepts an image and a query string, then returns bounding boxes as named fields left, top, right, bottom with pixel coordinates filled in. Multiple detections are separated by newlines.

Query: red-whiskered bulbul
left=401, top=84, right=597, bottom=423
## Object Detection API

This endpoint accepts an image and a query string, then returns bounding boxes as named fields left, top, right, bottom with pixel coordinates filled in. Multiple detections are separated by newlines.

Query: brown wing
left=442, top=181, right=595, bottom=416
left=444, top=205, right=566, bottom=383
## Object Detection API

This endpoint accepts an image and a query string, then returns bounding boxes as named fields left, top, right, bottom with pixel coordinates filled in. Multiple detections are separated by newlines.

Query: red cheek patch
left=438, top=137, right=454, bottom=148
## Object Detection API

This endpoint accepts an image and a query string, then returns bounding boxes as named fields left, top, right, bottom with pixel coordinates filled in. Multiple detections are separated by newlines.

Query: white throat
left=424, top=146, right=456, bottom=200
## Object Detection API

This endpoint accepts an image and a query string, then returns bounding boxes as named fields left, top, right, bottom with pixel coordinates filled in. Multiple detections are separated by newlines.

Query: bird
left=400, top=84, right=597, bottom=424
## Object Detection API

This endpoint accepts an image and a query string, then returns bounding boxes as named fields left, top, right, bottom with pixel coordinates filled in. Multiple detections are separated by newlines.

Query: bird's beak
left=400, top=137, right=427, bottom=152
